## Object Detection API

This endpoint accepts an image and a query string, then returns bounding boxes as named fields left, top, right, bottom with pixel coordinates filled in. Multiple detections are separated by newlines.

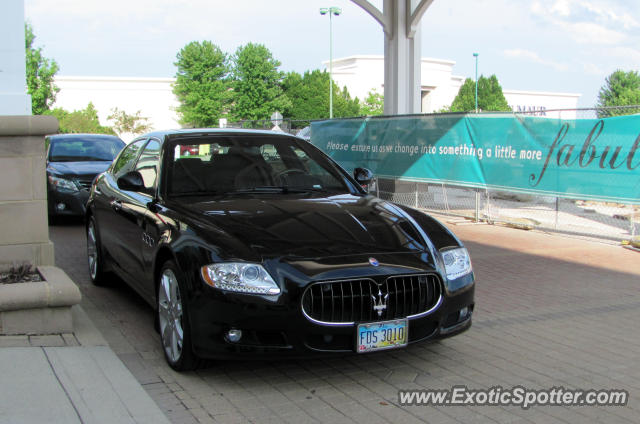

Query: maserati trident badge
left=371, top=289, right=389, bottom=317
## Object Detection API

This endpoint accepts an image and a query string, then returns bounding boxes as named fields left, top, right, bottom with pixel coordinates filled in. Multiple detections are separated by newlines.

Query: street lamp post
left=320, top=6, right=341, bottom=119
left=473, top=52, right=479, bottom=113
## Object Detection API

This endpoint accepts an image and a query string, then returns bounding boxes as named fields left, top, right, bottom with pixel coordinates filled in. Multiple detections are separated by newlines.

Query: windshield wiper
left=231, top=186, right=328, bottom=194
left=170, top=190, right=222, bottom=197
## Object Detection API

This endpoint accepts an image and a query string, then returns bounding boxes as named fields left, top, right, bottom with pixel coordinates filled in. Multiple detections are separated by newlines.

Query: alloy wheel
left=87, top=222, right=98, bottom=280
left=158, top=268, right=184, bottom=363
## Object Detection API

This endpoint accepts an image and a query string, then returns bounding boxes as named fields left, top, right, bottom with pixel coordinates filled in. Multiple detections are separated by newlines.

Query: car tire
left=86, top=216, right=108, bottom=285
left=157, top=260, right=201, bottom=371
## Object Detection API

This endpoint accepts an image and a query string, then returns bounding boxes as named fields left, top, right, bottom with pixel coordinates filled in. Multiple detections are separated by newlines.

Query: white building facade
left=326, top=55, right=581, bottom=118
left=51, top=55, right=581, bottom=139
left=53, top=76, right=180, bottom=141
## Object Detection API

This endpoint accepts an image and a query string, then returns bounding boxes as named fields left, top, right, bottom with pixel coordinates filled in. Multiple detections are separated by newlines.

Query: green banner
left=310, top=114, right=640, bottom=204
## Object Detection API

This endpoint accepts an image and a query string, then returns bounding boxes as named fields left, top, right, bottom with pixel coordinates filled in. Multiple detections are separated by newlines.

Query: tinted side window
left=112, top=139, right=146, bottom=178
left=135, top=139, right=161, bottom=192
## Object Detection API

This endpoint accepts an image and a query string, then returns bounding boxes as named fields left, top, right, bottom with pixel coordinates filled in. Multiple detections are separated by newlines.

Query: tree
left=282, top=70, right=360, bottom=121
left=108, top=108, right=152, bottom=136
left=448, top=75, right=510, bottom=113
left=46, top=103, right=115, bottom=135
left=229, top=43, right=290, bottom=121
left=25, top=22, right=59, bottom=115
left=173, top=41, right=230, bottom=127
left=596, top=70, right=640, bottom=117
left=360, top=89, right=384, bottom=116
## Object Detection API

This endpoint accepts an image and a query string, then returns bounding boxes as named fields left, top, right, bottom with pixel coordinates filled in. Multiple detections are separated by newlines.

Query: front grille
left=301, top=274, right=441, bottom=324
left=75, top=177, right=94, bottom=191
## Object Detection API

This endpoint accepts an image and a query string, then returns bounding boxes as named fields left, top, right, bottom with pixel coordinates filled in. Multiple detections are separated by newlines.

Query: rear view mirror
left=354, top=167, right=374, bottom=190
left=117, top=171, right=145, bottom=192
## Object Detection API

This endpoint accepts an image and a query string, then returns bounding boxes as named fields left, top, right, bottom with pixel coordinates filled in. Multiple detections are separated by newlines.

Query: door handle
left=110, top=200, right=122, bottom=211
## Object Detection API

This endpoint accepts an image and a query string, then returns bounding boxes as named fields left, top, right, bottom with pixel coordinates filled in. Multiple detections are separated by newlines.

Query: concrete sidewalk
left=0, top=306, right=170, bottom=424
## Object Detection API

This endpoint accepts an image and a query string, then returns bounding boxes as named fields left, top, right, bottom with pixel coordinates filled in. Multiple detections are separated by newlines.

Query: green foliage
left=596, top=70, right=640, bottom=117
left=46, top=103, right=116, bottom=135
left=448, top=75, right=510, bottom=113
left=230, top=43, right=291, bottom=121
left=25, top=22, right=59, bottom=115
left=282, top=70, right=360, bottom=120
left=108, top=107, right=152, bottom=136
left=173, top=41, right=230, bottom=127
left=360, top=89, right=384, bottom=116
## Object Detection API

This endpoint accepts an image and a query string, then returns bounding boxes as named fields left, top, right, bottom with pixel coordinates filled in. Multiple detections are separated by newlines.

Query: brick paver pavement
left=49, top=217, right=640, bottom=423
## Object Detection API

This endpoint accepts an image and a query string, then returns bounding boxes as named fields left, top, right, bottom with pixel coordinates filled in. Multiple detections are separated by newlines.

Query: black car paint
left=87, top=129, right=475, bottom=360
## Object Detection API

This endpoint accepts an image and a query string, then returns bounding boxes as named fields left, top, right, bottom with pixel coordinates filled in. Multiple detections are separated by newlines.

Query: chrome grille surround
left=301, top=274, right=442, bottom=326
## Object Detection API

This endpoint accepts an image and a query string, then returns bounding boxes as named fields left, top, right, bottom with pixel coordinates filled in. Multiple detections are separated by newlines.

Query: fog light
left=56, top=203, right=66, bottom=211
left=459, top=307, right=470, bottom=321
left=226, top=329, right=242, bottom=343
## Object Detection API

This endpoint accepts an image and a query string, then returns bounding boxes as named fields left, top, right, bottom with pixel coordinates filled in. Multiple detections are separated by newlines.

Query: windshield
left=49, top=137, right=125, bottom=162
left=168, top=135, right=355, bottom=196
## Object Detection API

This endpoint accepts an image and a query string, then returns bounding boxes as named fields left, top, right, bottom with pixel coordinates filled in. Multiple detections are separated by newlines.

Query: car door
left=127, top=138, right=162, bottom=298
left=104, top=139, right=160, bottom=296
left=94, top=139, right=146, bottom=261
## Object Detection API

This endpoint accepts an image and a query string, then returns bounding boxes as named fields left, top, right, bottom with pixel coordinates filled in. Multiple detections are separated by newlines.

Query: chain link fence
left=373, top=179, right=638, bottom=243
left=224, top=118, right=310, bottom=136
left=227, top=107, right=640, bottom=243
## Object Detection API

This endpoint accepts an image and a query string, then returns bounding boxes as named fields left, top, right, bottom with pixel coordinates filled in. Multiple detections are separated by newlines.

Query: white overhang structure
left=0, top=0, right=31, bottom=115
left=351, top=0, right=434, bottom=115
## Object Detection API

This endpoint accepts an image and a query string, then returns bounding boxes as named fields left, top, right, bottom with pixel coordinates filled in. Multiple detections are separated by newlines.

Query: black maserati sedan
left=86, top=129, right=475, bottom=370
left=46, top=133, right=125, bottom=219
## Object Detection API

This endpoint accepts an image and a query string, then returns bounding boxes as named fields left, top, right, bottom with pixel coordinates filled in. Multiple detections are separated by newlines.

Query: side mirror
left=354, top=167, right=374, bottom=188
left=117, top=171, right=145, bottom=192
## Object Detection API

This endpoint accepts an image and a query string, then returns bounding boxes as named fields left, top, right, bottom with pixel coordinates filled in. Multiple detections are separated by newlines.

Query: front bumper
left=188, top=282, right=474, bottom=360
left=47, top=188, right=89, bottom=217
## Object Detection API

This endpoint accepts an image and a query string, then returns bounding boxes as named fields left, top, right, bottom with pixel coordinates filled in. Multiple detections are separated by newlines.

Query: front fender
left=394, top=204, right=463, bottom=251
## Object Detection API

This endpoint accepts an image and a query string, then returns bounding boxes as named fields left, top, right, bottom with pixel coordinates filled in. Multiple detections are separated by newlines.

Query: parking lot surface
left=50, top=217, right=640, bottom=423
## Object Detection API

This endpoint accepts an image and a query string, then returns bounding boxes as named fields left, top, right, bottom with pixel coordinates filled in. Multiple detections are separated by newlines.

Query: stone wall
left=0, top=115, right=58, bottom=266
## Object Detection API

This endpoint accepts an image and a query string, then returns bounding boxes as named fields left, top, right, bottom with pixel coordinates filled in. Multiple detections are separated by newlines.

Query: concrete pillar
left=0, top=116, right=58, bottom=266
left=0, top=0, right=32, bottom=115
left=352, top=0, right=433, bottom=115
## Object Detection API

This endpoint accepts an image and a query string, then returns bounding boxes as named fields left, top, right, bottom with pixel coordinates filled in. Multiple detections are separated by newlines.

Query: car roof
left=47, top=133, right=124, bottom=142
left=139, top=128, right=301, bottom=142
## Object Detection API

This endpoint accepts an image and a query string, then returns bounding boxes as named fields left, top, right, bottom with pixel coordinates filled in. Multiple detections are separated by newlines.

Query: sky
left=24, top=0, right=640, bottom=108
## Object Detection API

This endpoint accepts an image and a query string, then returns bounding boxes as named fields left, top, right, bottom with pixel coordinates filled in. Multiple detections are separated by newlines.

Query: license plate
left=357, top=319, right=408, bottom=353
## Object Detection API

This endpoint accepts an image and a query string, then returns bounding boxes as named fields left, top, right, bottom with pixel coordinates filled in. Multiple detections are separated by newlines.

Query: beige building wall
left=0, top=116, right=58, bottom=266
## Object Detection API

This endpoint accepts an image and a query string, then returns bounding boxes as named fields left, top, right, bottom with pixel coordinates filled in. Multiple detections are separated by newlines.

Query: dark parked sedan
left=46, top=133, right=125, bottom=219
left=86, top=129, right=475, bottom=370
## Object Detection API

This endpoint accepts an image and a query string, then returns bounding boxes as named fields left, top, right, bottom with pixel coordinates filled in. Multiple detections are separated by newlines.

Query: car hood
left=47, top=161, right=112, bottom=178
left=172, top=193, right=433, bottom=260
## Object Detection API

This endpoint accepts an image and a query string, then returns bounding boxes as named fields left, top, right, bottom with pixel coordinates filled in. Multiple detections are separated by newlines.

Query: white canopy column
left=352, top=0, right=434, bottom=115
left=0, top=0, right=31, bottom=115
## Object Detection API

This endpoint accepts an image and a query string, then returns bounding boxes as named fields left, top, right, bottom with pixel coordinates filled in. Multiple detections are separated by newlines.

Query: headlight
left=48, top=175, right=78, bottom=192
left=441, top=247, right=472, bottom=280
left=201, top=263, right=280, bottom=295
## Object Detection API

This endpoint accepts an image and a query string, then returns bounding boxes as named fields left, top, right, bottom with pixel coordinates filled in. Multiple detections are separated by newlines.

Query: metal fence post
left=485, top=190, right=491, bottom=222
left=375, top=177, right=379, bottom=197
left=415, top=182, right=419, bottom=208
left=475, top=188, right=480, bottom=222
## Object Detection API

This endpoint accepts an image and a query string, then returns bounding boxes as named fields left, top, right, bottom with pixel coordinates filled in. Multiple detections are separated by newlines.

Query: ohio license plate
left=357, top=319, right=408, bottom=353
